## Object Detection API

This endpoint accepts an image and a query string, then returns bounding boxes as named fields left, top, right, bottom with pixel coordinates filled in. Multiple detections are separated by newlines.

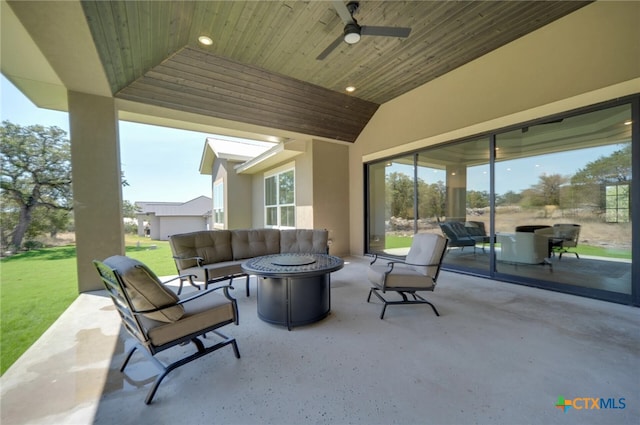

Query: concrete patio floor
left=1, top=256, right=638, bottom=425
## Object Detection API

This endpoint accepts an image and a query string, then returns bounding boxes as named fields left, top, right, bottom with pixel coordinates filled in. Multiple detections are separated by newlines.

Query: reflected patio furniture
left=551, top=224, right=581, bottom=259
left=439, top=221, right=480, bottom=253
left=367, top=233, right=448, bottom=319
left=465, top=220, right=491, bottom=251
left=496, top=232, right=551, bottom=268
left=93, top=255, right=240, bottom=404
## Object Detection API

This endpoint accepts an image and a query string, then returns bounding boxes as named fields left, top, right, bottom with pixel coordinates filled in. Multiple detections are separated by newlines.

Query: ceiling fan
left=316, top=0, right=412, bottom=60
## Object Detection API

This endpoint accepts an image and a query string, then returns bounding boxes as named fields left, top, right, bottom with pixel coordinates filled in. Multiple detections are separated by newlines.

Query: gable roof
left=135, top=196, right=211, bottom=217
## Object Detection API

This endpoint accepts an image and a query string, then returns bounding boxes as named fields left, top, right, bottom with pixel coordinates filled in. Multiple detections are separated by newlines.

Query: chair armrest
left=132, top=284, right=236, bottom=315
left=176, top=284, right=236, bottom=304
left=160, top=274, right=198, bottom=285
left=172, top=255, right=204, bottom=267
left=382, top=259, right=440, bottom=273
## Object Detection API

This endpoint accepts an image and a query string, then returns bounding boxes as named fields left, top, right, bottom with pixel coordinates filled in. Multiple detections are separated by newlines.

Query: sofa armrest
left=172, top=255, right=204, bottom=267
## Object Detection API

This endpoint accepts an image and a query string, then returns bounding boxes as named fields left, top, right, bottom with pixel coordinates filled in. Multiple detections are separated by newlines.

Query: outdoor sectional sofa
left=168, top=229, right=329, bottom=296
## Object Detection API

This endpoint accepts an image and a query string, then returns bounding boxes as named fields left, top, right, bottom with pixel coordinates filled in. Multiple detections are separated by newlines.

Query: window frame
left=212, top=179, right=224, bottom=228
left=264, top=165, right=296, bottom=229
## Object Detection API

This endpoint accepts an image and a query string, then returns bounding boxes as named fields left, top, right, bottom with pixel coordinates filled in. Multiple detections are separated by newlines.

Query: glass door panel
left=367, top=156, right=415, bottom=256
left=417, top=137, right=491, bottom=272
left=494, top=104, right=632, bottom=294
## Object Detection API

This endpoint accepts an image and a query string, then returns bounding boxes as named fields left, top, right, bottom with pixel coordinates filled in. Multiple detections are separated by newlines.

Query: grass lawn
left=0, top=235, right=175, bottom=375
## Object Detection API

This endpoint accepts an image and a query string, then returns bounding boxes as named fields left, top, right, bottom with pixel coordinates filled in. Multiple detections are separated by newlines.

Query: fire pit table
left=241, top=253, right=344, bottom=330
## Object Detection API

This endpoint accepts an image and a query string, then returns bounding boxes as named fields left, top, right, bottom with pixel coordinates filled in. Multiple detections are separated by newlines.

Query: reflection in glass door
left=494, top=105, right=632, bottom=295
left=365, top=101, right=634, bottom=303
left=417, top=138, right=491, bottom=273
left=367, top=156, right=416, bottom=256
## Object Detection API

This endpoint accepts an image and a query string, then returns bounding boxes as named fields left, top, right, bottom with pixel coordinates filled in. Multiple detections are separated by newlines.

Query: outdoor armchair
left=367, top=233, right=448, bottom=319
left=93, top=255, right=240, bottom=404
left=551, top=223, right=581, bottom=259
left=438, top=221, right=480, bottom=253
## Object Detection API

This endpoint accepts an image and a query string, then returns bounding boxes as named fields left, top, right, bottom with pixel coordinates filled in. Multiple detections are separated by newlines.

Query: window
left=265, top=168, right=295, bottom=228
left=605, top=184, right=630, bottom=223
left=213, top=180, right=224, bottom=228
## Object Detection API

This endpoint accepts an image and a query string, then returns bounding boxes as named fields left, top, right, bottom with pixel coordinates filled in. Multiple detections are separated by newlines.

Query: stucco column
left=445, top=164, right=467, bottom=221
left=68, top=91, right=124, bottom=292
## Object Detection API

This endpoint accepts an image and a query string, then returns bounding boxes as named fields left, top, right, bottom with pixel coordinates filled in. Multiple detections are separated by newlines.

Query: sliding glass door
left=494, top=104, right=632, bottom=294
left=365, top=99, right=635, bottom=303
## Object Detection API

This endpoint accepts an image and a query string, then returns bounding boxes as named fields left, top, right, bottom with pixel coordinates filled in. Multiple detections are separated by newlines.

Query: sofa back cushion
left=231, top=229, right=281, bottom=260
left=169, top=230, right=233, bottom=268
left=103, top=255, right=184, bottom=323
left=280, top=229, right=328, bottom=254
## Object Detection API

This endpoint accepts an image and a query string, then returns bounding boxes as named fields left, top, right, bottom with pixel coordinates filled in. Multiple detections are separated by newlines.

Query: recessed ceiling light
left=198, top=36, right=213, bottom=46
left=346, top=86, right=356, bottom=93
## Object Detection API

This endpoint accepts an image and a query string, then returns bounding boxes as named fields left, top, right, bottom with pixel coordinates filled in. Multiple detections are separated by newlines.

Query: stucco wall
left=245, top=139, right=350, bottom=256
left=312, top=140, right=350, bottom=256
left=214, top=158, right=253, bottom=229
left=157, top=216, right=209, bottom=240
left=348, top=0, right=640, bottom=255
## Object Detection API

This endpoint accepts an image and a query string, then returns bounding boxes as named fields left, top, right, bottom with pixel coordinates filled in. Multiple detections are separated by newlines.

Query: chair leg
left=246, top=274, right=251, bottom=297
left=368, top=288, right=440, bottom=318
left=367, top=288, right=374, bottom=302
left=120, top=331, right=240, bottom=405
left=120, top=346, right=138, bottom=372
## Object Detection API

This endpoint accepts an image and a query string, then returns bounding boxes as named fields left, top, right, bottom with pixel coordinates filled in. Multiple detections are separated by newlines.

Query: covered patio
left=1, top=1, right=638, bottom=423
left=2, top=257, right=638, bottom=424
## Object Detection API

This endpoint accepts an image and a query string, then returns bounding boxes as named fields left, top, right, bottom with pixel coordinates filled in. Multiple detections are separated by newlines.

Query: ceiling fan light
left=344, top=24, right=361, bottom=44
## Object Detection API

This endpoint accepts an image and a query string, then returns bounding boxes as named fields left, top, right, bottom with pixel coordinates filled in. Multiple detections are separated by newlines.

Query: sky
left=1, top=75, right=212, bottom=204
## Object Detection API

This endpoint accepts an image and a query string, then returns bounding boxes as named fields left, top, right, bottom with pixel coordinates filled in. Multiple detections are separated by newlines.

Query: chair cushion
left=142, top=291, right=236, bottom=346
left=405, top=233, right=447, bottom=276
left=103, top=255, right=184, bottom=323
left=169, top=231, right=233, bottom=268
left=231, top=229, right=280, bottom=260
left=280, top=229, right=328, bottom=254
left=368, top=263, right=436, bottom=290
left=553, top=224, right=580, bottom=247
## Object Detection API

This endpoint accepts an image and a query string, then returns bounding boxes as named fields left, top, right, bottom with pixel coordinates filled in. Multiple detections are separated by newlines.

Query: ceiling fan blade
left=361, top=26, right=412, bottom=38
left=316, top=35, right=345, bottom=60
left=332, top=0, right=355, bottom=25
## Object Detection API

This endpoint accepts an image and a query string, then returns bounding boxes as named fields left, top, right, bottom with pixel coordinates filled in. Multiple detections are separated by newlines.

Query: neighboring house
left=135, top=196, right=212, bottom=241
left=200, top=136, right=350, bottom=256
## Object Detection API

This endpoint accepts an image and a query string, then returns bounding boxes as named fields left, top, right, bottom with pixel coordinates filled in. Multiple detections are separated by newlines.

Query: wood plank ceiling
left=82, top=1, right=591, bottom=143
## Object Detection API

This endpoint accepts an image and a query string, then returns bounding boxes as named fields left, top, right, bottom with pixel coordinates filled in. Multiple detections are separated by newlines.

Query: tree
left=466, top=190, right=489, bottom=209
left=122, top=200, right=141, bottom=220
left=571, top=144, right=632, bottom=212
left=386, top=172, right=414, bottom=218
left=521, top=173, right=568, bottom=207
left=496, top=190, right=522, bottom=206
left=417, top=179, right=446, bottom=219
left=0, top=121, right=73, bottom=250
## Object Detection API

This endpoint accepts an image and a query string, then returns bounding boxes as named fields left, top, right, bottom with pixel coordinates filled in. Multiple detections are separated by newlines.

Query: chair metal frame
left=93, top=260, right=240, bottom=404
left=172, top=253, right=251, bottom=296
left=367, top=237, right=448, bottom=319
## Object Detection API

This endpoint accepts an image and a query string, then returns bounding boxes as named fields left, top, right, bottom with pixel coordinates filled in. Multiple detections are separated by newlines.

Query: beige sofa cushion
left=103, top=255, right=184, bottom=323
left=170, top=230, right=233, bottom=268
left=280, top=229, right=328, bottom=254
left=231, top=229, right=280, bottom=260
